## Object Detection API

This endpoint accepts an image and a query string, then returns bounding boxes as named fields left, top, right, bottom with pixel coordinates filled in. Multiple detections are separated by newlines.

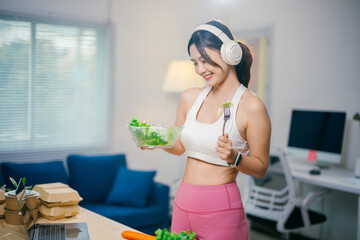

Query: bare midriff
left=181, top=156, right=238, bottom=185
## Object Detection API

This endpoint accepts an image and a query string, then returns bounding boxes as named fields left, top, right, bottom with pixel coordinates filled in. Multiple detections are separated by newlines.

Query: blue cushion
left=1, top=161, right=68, bottom=189
left=81, top=203, right=163, bottom=229
left=106, top=168, right=156, bottom=208
left=67, top=154, right=126, bottom=203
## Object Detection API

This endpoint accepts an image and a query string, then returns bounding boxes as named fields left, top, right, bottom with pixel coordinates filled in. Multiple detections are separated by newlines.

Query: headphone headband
left=193, top=24, right=233, bottom=44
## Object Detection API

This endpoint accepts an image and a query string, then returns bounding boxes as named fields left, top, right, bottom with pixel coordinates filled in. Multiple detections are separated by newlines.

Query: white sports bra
left=181, top=84, right=249, bottom=166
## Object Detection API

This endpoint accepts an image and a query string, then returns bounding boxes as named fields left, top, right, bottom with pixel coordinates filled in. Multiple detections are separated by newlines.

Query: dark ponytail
left=235, top=41, right=253, bottom=88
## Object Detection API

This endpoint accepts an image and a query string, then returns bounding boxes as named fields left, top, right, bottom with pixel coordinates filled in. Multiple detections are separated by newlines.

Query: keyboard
left=28, top=224, right=66, bottom=240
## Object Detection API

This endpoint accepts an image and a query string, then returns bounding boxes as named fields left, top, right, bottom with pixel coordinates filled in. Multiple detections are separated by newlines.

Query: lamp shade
left=163, top=60, right=205, bottom=92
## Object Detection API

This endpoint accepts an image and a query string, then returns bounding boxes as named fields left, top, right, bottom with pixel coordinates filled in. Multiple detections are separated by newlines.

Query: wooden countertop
left=0, top=207, right=139, bottom=239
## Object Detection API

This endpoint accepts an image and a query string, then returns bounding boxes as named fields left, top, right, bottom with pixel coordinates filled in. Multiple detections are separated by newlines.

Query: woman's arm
left=236, top=96, right=271, bottom=178
left=217, top=94, right=271, bottom=178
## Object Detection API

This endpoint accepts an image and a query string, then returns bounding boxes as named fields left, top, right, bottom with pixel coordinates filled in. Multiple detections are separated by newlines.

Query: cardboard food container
left=0, top=189, right=5, bottom=204
left=4, top=191, right=19, bottom=211
left=24, top=191, right=41, bottom=210
left=39, top=204, right=80, bottom=220
left=23, top=209, right=37, bottom=227
left=5, top=209, right=23, bottom=225
left=29, top=208, right=39, bottom=222
left=0, top=203, right=5, bottom=218
left=33, top=183, right=82, bottom=207
left=33, top=182, right=68, bottom=190
left=4, top=207, right=29, bottom=225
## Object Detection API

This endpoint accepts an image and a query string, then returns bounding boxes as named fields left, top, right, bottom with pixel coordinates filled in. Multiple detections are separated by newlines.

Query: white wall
left=1, top=0, right=360, bottom=239
left=0, top=0, right=110, bottom=22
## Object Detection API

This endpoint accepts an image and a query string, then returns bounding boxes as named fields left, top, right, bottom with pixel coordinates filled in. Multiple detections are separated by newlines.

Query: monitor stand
left=316, top=160, right=331, bottom=169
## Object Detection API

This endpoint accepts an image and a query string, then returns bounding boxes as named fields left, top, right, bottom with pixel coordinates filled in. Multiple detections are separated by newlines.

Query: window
left=0, top=13, right=110, bottom=154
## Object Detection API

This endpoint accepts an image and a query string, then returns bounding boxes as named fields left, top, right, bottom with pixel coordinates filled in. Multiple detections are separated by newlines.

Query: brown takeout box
left=33, top=182, right=82, bottom=207
left=0, top=203, right=4, bottom=218
left=4, top=207, right=31, bottom=225
left=22, top=209, right=37, bottom=227
left=4, top=191, right=19, bottom=211
left=24, top=191, right=41, bottom=210
left=39, top=204, right=80, bottom=220
left=0, top=189, right=5, bottom=204
left=5, top=209, right=23, bottom=225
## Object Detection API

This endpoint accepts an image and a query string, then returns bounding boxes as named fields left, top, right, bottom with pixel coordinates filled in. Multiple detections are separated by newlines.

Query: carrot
left=121, top=231, right=156, bottom=240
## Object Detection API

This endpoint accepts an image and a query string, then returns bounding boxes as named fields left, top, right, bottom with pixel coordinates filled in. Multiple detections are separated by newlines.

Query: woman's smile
left=203, top=73, right=213, bottom=81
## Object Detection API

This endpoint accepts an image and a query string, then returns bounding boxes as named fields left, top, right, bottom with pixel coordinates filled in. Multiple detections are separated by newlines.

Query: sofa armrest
left=149, top=182, right=170, bottom=229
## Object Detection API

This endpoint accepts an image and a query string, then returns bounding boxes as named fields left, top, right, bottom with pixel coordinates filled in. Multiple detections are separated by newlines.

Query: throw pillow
left=67, top=154, right=127, bottom=203
left=106, top=167, right=156, bottom=208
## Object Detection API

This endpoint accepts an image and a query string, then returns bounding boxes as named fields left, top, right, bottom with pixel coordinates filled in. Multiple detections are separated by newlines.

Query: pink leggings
left=171, top=181, right=248, bottom=240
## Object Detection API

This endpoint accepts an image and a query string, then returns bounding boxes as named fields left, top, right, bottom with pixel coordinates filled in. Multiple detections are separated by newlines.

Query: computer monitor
left=286, top=109, right=346, bottom=168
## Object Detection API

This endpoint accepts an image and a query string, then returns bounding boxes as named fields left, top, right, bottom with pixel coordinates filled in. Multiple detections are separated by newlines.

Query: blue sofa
left=0, top=154, right=170, bottom=235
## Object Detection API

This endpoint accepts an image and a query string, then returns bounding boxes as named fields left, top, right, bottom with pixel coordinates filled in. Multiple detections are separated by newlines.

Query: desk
left=270, top=158, right=360, bottom=240
left=0, top=207, right=138, bottom=240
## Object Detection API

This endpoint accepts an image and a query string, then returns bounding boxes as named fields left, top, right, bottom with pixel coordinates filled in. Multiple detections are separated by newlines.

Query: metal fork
left=222, top=107, right=231, bottom=136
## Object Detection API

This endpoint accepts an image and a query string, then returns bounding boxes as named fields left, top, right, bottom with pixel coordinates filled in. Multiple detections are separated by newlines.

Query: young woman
left=164, top=20, right=271, bottom=240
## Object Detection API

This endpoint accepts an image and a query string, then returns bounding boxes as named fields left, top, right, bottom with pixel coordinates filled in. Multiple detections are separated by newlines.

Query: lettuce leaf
left=155, top=228, right=196, bottom=240
left=129, top=117, right=168, bottom=146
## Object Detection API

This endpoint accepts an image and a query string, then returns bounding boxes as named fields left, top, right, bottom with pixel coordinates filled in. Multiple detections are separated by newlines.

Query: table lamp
left=163, top=60, right=205, bottom=92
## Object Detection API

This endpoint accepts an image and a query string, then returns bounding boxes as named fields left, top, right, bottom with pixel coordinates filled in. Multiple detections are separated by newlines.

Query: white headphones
left=193, top=24, right=242, bottom=65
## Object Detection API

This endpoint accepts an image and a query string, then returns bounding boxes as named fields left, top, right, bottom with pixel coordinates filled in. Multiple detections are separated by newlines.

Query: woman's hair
left=187, top=20, right=253, bottom=87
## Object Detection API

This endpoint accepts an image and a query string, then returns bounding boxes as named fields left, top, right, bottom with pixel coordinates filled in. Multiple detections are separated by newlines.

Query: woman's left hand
left=216, top=133, right=237, bottom=164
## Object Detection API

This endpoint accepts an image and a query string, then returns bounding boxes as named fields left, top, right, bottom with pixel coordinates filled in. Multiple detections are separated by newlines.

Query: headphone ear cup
left=220, top=41, right=242, bottom=65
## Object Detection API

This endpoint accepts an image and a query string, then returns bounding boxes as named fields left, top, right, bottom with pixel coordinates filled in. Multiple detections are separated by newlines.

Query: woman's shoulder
left=177, top=87, right=206, bottom=113
left=241, top=89, right=268, bottom=115
left=180, top=87, right=206, bottom=105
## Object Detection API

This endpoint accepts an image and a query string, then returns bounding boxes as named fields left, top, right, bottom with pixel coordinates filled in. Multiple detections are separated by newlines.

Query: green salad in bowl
left=128, top=117, right=183, bottom=149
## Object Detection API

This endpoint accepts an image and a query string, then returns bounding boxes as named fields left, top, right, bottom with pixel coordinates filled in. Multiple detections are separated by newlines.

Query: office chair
left=244, top=149, right=329, bottom=239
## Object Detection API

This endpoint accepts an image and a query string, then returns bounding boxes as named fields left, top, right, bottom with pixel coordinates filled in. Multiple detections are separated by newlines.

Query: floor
left=249, top=230, right=315, bottom=240
left=249, top=224, right=317, bottom=240
left=250, top=229, right=279, bottom=240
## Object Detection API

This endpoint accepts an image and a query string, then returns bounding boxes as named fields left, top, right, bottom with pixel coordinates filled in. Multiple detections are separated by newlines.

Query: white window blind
left=0, top=13, right=110, bottom=156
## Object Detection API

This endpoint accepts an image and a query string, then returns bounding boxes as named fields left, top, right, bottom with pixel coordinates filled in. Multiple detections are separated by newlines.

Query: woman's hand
left=140, top=147, right=154, bottom=150
left=216, top=133, right=237, bottom=164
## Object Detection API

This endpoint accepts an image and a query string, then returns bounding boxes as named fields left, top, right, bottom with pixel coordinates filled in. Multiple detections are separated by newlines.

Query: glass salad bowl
left=128, top=124, right=183, bottom=149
